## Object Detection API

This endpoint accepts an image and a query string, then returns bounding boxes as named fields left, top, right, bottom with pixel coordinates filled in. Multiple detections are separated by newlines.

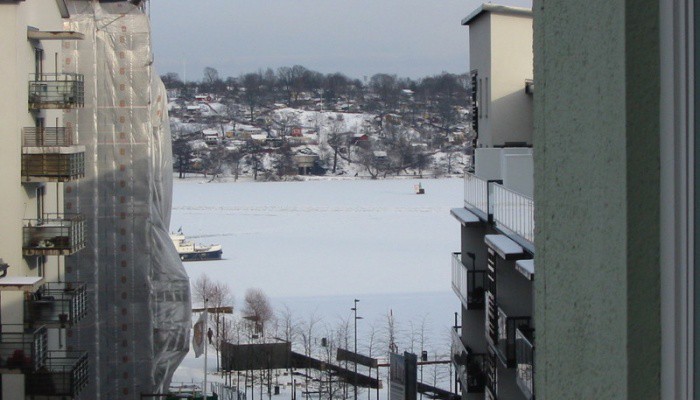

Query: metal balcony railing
left=25, top=282, right=88, bottom=328
left=484, top=351, right=498, bottom=400
left=451, top=326, right=467, bottom=361
left=22, top=148, right=85, bottom=182
left=28, top=73, right=85, bottom=109
left=0, top=325, right=47, bottom=373
left=464, top=172, right=489, bottom=218
left=515, top=328, right=534, bottom=400
left=25, top=351, right=88, bottom=397
left=23, top=214, right=86, bottom=256
left=492, top=183, right=534, bottom=245
left=451, top=252, right=486, bottom=310
left=485, top=292, right=498, bottom=349
left=496, top=308, right=531, bottom=368
left=451, top=327, right=487, bottom=394
left=22, top=127, right=74, bottom=147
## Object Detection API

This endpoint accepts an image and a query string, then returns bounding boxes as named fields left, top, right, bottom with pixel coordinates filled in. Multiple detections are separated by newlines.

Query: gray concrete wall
left=495, top=258, right=532, bottom=320
left=533, top=1, right=660, bottom=399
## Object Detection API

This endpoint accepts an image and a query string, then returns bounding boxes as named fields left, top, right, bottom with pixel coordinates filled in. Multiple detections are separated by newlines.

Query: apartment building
left=450, top=5, right=534, bottom=400
left=0, top=0, right=88, bottom=398
left=532, top=0, right=677, bottom=398
left=0, top=1, right=189, bottom=399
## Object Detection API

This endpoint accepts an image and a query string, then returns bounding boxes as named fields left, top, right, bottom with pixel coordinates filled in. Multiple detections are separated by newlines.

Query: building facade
left=533, top=0, right=664, bottom=398
left=0, top=0, right=89, bottom=398
left=0, top=1, right=189, bottom=399
left=451, top=5, right=535, bottom=400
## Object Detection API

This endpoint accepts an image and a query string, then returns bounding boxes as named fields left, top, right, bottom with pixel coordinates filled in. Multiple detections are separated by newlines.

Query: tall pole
left=204, top=298, right=209, bottom=398
left=352, top=299, right=360, bottom=400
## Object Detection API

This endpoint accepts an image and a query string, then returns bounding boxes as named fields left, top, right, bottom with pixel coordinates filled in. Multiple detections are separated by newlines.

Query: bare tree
left=277, top=304, right=298, bottom=344
left=192, top=273, right=235, bottom=370
left=326, top=119, right=347, bottom=174
left=242, top=139, right=265, bottom=180
left=356, top=146, right=383, bottom=179
left=242, top=288, right=273, bottom=336
left=241, top=72, right=265, bottom=124
left=274, top=143, right=297, bottom=177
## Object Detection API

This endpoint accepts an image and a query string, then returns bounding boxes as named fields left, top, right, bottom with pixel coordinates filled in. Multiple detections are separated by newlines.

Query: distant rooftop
left=461, top=3, right=533, bottom=26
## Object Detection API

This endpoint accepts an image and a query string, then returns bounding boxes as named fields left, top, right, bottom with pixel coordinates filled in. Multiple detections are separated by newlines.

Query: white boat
left=170, top=231, right=223, bottom=261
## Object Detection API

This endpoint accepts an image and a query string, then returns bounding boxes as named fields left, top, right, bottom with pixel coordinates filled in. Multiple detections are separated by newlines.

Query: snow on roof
left=0, top=276, right=43, bottom=291
left=485, top=234, right=524, bottom=260
left=373, top=151, right=387, bottom=158
left=450, top=208, right=480, bottom=225
left=461, top=4, right=532, bottom=26
left=516, top=259, right=534, bottom=280
left=251, top=134, right=268, bottom=141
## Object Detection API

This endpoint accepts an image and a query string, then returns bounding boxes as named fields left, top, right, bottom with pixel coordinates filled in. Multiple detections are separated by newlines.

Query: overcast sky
left=150, top=1, right=532, bottom=82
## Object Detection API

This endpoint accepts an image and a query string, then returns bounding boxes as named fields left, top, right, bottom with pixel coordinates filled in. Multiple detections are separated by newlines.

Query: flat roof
left=0, top=277, right=43, bottom=291
left=516, top=259, right=534, bottom=280
left=485, top=234, right=525, bottom=260
left=461, top=4, right=533, bottom=26
left=450, top=208, right=481, bottom=225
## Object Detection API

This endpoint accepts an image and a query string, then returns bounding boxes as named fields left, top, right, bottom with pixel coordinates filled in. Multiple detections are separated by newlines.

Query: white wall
left=0, top=2, right=67, bottom=398
left=502, top=151, right=533, bottom=197
left=468, top=11, right=533, bottom=148
left=490, top=13, right=533, bottom=147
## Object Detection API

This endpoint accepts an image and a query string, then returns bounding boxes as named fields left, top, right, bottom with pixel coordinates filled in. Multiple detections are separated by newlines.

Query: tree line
left=162, top=65, right=470, bottom=132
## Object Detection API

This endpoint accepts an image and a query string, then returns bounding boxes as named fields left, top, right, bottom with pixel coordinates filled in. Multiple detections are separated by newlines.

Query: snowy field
left=171, top=177, right=463, bottom=394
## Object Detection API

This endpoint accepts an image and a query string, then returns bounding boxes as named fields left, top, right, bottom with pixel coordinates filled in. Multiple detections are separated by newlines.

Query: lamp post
left=352, top=299, right=363, bottom=400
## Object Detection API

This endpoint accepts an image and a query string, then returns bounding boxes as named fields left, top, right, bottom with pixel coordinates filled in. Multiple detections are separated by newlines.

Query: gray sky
left=150, top=1, right=532, bottom=82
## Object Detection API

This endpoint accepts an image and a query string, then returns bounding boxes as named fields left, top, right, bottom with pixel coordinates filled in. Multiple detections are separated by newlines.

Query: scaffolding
left=62, top=1, right=191, bottom=397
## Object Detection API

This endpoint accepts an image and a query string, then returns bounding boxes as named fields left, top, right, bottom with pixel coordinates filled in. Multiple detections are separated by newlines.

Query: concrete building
left=0, top=1, right=89, bottom=398
left=532, top=0, right=679, bottom=398
left=451, top=5, right=535, bottom=400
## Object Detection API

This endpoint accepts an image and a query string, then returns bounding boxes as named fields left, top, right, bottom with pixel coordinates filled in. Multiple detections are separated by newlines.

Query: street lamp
left=351, top=299, right=363, bottom=400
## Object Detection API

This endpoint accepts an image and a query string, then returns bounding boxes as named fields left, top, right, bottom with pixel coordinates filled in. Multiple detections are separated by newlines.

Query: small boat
left=170, top=231, right=223, bottom=262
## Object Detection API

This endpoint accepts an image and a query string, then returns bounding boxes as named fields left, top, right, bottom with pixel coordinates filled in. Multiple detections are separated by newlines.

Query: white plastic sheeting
left=62, top=2, right=190, bottom=397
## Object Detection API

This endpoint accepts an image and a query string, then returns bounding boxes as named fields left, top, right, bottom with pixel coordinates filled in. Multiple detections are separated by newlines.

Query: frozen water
left=171, top=178, right=463, bottom=391
left=172, top=178, right=462, bottom=298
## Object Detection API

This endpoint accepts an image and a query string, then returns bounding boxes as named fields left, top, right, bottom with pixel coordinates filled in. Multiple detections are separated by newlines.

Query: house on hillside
left=202, top=128, right=220, bottom=146
left=350, top=132, right=369, bottom=146
left=195, top=94, right=214, bottom=103
left=291, top=126, right=303, bottom=137
left=293, top=153, right=320, bottom=175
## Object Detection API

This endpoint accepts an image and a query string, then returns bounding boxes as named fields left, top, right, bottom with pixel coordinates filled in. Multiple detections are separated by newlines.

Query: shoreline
left=172, top=173, right=463, bottom=184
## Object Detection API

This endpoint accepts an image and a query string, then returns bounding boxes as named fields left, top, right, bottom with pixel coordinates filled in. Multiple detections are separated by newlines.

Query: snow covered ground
left=171, top=178, right=463, bottom=395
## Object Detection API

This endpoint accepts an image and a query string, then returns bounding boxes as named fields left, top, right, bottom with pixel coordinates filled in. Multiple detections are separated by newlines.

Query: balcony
left=463, top=172, right=489, bottom=219
left=485, top=291, right=498, bottom=349
left=451, top=252, right=486, bottom=310
left=22, top=127, right=85, bottom=182
left=0, top=325, right=47, bottom=373
left=515, top=328, right=534, bottom=400
left=28, top=73, right=84, bottom=109
left=491, top=183, right=534, bottom=246
left=484, top=350, right=498, bottom=400
left=495, top=307, right=531, bottom=368
left=451, top=327, right=487, bottom=394
left=25, top=351, right=88, bottom=397
left=25, top=282, right=88, bottom=328
left=23, top=214, right=86, bottom=256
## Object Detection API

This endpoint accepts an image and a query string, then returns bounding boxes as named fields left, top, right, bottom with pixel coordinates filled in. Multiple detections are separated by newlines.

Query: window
left=36, top=185, right=44, bottom=220
left=34, top=46, right=43, bottom=77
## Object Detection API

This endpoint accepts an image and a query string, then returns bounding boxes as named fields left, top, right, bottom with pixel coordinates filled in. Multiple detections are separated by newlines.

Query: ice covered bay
left=173, top=178, right=462, bottom=298
left=171, top=178, right=463, bottom=384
